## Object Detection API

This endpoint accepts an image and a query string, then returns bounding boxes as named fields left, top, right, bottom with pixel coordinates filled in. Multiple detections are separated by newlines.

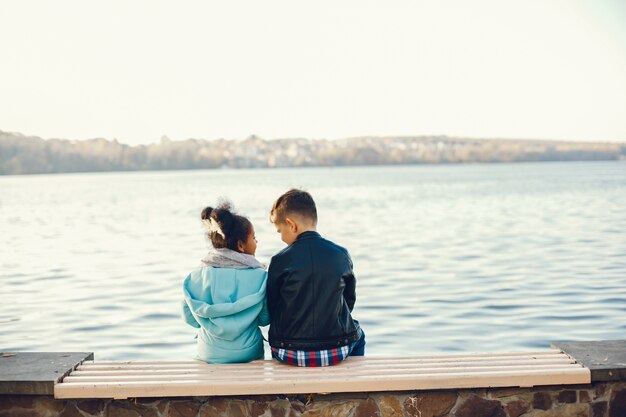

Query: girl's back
left=182, top=201, right=268, bottom=364
left=183, top=266, right=268, bottom=363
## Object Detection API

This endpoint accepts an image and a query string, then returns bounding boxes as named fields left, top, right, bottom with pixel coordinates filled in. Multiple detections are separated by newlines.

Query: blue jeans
left=349, top=328, right=366, bottom=356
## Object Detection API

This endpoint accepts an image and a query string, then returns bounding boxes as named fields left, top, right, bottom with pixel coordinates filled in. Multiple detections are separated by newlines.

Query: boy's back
left=267, top=231, right=360, bottom=350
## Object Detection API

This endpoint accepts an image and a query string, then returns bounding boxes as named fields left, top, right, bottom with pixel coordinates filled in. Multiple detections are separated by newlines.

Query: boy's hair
left=270, top=189, right=317, bottom=225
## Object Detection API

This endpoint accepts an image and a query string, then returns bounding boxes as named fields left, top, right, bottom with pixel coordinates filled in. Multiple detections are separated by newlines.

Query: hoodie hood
left=200, top=248, right=266, bottom=269
left=183, top=266, right=267, bottom=341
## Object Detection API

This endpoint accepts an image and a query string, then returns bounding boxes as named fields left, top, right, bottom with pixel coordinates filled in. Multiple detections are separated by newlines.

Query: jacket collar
left=296, top=231, right=320, bottom=241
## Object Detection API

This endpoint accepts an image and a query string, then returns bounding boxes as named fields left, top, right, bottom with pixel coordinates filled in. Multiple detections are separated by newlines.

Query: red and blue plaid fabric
left=271, top=343, right=354, bottom=367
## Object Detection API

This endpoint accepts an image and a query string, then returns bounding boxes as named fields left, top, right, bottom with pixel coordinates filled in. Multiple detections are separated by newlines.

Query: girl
left=182, top=201, right=269, bottom=363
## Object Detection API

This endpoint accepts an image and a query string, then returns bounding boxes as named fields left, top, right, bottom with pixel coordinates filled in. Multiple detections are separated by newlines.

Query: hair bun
left=200, top=206, right=214, bottom=221
left=212, top=203, right=235, bottom=237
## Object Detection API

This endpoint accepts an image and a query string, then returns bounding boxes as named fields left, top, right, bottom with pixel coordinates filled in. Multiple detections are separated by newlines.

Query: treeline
left=1, top=130, right=624, bottom=175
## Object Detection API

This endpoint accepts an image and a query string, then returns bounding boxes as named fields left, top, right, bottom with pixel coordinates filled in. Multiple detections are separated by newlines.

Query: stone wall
left=2, top=382, right=625, bottom=417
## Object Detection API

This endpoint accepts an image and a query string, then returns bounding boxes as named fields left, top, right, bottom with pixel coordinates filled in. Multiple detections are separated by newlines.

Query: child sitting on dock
left=182, top=201, right=269, bottom=363
left=266, top=189, right=364, bottom=366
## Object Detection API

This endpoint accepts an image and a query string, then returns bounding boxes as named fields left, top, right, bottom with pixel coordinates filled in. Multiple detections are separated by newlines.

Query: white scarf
left=200, top=248, right=265, bottom=269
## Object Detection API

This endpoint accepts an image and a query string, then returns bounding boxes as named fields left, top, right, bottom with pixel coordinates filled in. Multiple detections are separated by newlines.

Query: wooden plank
left=72, top=362, right=573, bottom=377
left=55, top=350, right=591, bottom=399
left=54, top=367, right=590, bottom=399
left=75, top=356, right=575, bottom=371
left=71, top=361, right=583, bottom=373
left=69, top=363, right=582, bottom=379
left=66, top=363, right=584, bottom=378
left=89, top=351, right=563, bottom=365
left=62, top=364, right=585, bottom=383
left=84, top=350, right=567, bottom=366
left=59, top=370, right=588, bottom=391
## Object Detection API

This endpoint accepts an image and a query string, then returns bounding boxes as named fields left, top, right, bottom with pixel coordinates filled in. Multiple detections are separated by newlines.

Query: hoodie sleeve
left=258, top=298, right=270, bottom=327
left=182, top=299, right=201, bottom=328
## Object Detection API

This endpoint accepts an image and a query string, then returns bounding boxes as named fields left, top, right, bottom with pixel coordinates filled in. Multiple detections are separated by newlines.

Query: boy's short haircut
left=270, top=189, right=318, bottom=225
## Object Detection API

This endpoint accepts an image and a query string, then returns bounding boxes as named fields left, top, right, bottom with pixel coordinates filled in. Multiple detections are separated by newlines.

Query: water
left=1, top=162, right=625, bottom=359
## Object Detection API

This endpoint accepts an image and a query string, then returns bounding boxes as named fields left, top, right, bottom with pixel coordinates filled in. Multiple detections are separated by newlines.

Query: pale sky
left=1, top=0, right=625, bottom=145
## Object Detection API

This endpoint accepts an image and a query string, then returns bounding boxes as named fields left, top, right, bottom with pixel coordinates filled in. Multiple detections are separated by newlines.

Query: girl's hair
left=201, top=201, right=252, bottom=251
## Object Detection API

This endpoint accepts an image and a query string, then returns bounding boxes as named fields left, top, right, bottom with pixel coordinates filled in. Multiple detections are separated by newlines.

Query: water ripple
left=1, top=162, right=625, bottom=359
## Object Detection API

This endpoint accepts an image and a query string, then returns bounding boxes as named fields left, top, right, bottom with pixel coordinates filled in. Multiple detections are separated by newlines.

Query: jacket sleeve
left=181, top=300, right=201, bottom=328
left=343, top=255, right=357, bottom=312
left=266, top=255, right=282, bottom=319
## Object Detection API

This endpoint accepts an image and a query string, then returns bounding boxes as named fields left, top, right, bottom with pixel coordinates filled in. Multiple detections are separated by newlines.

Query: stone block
left=198, top=402, right=222, bottom=417
left=33, top=396, right=65, bottom=414
left=243, top=395, right=278, bottom=403
left=579, top=391, right=591, bottom=403
left=168, top=400, right=201, bottom=417
left=559, top=390, right=577, bottom=404
left=266, top=398, right=293, bottom=417
left=0, top=409, right=41, bottom=417
left=200, top=398, right=230, bottom=417
left=59, top=403, right=86, bottom=417
left=609, top=389, right=626, bottom=417
left=354, top=399, right=380, bottom=417
left=533, top=392, right=553, bottom=410
left=404, top=392, right=457, bottom=417
left=270, top=405, right=286, bottom=417
left=290, top=401, right=306, bottom=413
left=522, top=403, right=589, bottom=417
left=505, top=399, right=530, bottom=417
left=378, top=396, right=402, bottom=417
left=451, top=395, right=505, bottom=417
left=78, top=399, right=107, bottom=415
left=594, top=384, right=608, bottom=400
left=591, top=402, right=607, bottom=417
left=299, top=401, right=359, bottom=417
left=0, top=395, right=36, bottom=410
left=106, top=402, right=143, bottom=417
left=249, top=400, right=268, bottom=417
left=488, top=388, right=529, bottom=398
left=591, top=401, right=608, bottom=417
left=106, top=401, right=160, bottom=417
left=227, top=401, right=248, bottom=417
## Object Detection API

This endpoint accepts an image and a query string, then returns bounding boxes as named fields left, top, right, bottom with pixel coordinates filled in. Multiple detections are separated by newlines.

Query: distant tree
left=0, top=129, right=623, bottom=175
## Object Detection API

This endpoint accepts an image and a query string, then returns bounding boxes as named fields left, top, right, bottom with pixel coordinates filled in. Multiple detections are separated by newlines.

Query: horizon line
left=2, top=129, right=625, bottom=147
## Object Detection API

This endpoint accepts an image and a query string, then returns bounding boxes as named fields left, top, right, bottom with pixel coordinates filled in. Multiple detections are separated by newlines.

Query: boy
left=266, top=189, right=364, bottom=366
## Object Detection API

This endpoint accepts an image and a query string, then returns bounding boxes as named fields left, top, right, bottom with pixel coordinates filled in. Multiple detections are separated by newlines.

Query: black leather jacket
left=267, top=231, right=361, bottom=350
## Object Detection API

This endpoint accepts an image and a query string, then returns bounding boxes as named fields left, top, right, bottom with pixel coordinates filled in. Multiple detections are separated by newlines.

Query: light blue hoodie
left=182, top=266, right=269, bottom=363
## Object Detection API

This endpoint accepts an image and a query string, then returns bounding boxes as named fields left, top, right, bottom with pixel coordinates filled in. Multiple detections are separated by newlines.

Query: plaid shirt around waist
left=271, top=342, right=355, bottom=367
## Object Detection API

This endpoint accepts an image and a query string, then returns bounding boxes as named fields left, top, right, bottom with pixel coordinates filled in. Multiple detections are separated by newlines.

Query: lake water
left=1, top=162, right=625, bottom=360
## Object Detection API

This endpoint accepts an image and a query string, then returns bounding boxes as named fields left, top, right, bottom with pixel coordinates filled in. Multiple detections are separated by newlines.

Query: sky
left=1, top=0, right=626, bottom=145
